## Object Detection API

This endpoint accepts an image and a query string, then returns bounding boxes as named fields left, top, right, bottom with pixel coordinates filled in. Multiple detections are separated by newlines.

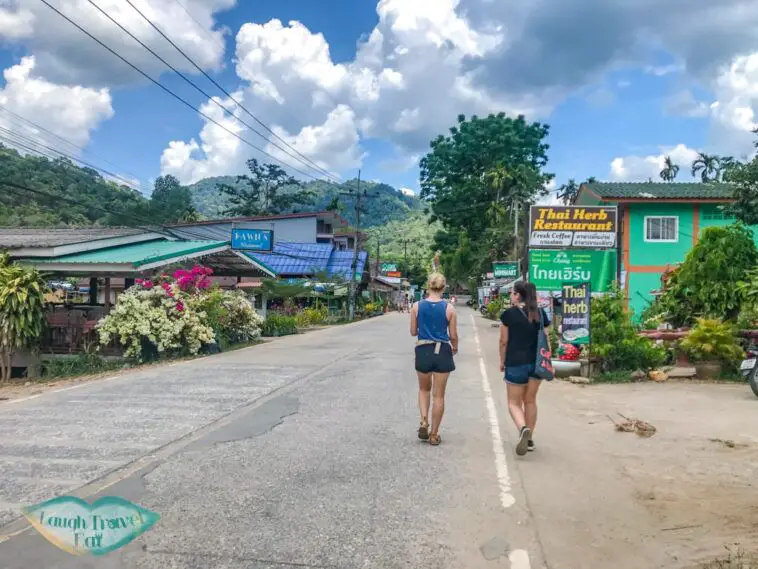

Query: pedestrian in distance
left=410, top=273, right=459, bottom=446
left=499, top=281, right=551, bottom=456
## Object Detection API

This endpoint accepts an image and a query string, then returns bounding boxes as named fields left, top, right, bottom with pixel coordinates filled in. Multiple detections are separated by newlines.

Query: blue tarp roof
left=327, top=250, right=368, bottom=281
left=246, top=243, right=367, bottom=279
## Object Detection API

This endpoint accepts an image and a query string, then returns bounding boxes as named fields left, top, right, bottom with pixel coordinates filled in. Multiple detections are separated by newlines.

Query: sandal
left=429, top=433, right=441, bottom=446
left=418, top=419, right=430, bottom=441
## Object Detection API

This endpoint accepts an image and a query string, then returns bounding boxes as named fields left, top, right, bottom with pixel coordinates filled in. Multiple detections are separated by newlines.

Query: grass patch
left=41, top=353, right=125, bottom=381
left=700, top=547, right=758, bottom=568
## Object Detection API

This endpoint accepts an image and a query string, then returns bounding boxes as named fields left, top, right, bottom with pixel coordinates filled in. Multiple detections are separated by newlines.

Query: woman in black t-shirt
left=499, top=282, right=551, bottom=456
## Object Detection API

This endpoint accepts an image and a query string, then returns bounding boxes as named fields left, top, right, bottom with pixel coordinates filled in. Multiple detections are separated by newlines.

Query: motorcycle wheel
left=750, top=368, right=758, bottom=398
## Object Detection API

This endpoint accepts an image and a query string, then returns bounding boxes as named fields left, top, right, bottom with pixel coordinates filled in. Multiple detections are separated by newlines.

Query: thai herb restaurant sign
left=529, top=206, right=617, bottom=248
left=529, top=249, right=617, bottom=293
left=561, top=282, right=591, bottom=345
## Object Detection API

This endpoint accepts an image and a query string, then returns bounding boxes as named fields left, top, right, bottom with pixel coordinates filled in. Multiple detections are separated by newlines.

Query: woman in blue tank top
left=410, top=273, right=459, bottom=446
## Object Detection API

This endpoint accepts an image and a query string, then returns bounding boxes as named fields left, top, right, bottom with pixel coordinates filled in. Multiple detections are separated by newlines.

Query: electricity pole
left=347, top=170, right=363, bottom=321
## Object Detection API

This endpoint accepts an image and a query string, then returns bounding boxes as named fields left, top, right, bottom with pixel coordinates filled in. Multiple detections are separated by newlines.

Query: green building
left=574, top=181, right=751, bottom=317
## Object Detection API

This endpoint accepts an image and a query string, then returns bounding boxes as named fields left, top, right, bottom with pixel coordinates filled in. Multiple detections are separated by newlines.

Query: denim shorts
left=504, top=364, right=538, bottom=385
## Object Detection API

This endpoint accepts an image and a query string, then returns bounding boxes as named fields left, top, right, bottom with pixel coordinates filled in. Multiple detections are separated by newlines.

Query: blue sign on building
left=231, top=228, right=273, bottom=252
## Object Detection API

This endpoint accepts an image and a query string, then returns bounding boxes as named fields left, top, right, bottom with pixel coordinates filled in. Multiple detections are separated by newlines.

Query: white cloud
left=0, top=56, right=113, bottom=147
left=399, top=187, right=415, bottom=196
left=609, top=144, right=700, bottom=182
left=0, top=0, right=234, bottom=86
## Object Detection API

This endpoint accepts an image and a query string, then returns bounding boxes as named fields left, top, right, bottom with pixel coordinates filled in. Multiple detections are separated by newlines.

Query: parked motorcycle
left=740, top=346, right=758, bottom=397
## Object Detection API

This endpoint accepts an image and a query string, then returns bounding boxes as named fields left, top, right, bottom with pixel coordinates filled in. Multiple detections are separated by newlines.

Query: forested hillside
left=189, top=176, right=422, bottom=227
left=0, top=146, right=148, bottom=226
left=364, top=212, right=440, bottom=265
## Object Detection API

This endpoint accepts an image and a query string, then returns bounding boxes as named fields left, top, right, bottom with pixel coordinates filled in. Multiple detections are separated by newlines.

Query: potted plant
left=678, top=318, right=744, bottom=378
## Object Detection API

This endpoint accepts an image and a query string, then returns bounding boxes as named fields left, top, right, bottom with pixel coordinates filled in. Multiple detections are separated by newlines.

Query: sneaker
left=516, top=427, right=531, bottom=456
left=527, top=439, right=535, bottom=452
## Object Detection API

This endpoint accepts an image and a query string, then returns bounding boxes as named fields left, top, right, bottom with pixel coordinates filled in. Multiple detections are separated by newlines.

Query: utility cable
left=124, top=0, right=340, bottom=182
left=37, top=0, right=339, bottom=185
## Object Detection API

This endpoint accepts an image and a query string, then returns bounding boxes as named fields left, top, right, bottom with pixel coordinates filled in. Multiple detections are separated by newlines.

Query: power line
left=0, top=104, right=147, bottom=189
left=0, top=125, right=142, bottom=192
left=37, top=0, right=339, bottom=185
left=123, top=0, right=340, bottom=183
left=87, top=0, right=339, bottom=184
left=168, top=0, right=224, bottom=51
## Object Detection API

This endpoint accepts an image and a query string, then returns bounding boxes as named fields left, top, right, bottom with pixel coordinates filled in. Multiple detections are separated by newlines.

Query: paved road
left=0, top=309, right=544, bottom=568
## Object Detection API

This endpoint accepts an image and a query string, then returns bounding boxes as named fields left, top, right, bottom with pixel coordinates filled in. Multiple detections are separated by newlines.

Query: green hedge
left=262, top=314, right=298, bottom=337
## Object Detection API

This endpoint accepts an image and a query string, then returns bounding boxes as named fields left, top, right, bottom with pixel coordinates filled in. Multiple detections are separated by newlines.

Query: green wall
left=628, top=203, right=694, bottom=266
left=628, top=272, right=662, bottom=318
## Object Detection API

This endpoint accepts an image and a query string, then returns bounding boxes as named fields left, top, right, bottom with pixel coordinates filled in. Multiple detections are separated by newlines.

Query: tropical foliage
left=262, top=313, right=298, bottom=337
left=0, top=255, right=48, bottom=381
left=679, top=318, right=744, bottom=366
left=218, top=158, right=315, bottom=217
left=419, top=113, right=553, bottom=287
left=659, top=156, right=680, bottom=182
left=656, top=224, right=758, bottom=326
left=590, top=286, right=667, bottom=373
left=691, top=152, right=721, bottom=182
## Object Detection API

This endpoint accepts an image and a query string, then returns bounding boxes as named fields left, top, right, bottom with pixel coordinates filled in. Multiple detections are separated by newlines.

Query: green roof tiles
left=29, top=239, right=228, bottom=267
left=586, top=182, right=734, bottom=200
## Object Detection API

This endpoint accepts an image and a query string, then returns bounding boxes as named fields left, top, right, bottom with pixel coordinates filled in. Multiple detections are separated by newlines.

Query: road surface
left=1, top=309, right=757, bottom=568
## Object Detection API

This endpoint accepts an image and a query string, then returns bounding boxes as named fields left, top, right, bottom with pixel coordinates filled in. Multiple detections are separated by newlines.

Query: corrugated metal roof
left=30, top=239, right=227, bottom=267
left=246, top=243, right=368, bottom=279
left=246, top=243, right=333, bottom=276
left=0, top=227, right=146, bottom=248
left=327, top=250, right=367, bottom=281
left=586, top=182, right=734, bottom=200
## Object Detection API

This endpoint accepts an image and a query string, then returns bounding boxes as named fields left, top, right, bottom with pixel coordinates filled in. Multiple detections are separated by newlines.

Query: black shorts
left=415, top=343, right=456, bottom=374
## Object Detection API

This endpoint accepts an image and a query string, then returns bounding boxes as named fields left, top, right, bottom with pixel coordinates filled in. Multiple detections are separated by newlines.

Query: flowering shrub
left=191, top=289, right=263, bottom=345
left=97, top=285, right=214, bottom=360
left=99, top=265, right=263, bottom=360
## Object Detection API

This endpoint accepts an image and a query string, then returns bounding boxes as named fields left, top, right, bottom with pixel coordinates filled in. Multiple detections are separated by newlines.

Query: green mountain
left=365, top=212, right=441, bottom=266
left=0, top=146, right=147, bottom=227
left=188, top=177, right=423, bottom=227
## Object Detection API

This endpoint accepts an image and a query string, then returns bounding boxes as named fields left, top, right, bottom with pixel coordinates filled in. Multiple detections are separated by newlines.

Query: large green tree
left=419, top=113, right=552, bottom=236
left=419, top=113, right=552, bottom=285
left=149, top=175, right=197, bottom=223
left=218, top=158, right=314, bottom=217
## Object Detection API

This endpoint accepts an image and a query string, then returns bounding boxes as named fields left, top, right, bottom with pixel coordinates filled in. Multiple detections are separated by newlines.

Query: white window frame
left=644, top=216, right=679, bottom=243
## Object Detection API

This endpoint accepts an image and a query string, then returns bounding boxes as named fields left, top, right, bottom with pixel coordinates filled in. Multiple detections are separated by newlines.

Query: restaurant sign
left=561, top=282, right=591, bottom=345
left=231, top=228, right=273, bottom=252
left=380, top=263, right=398, bottom=273
left=529, top=206, right=617, bottom=249
left=493, top=261, right=519, bottom=280
left=528, top=249, right=617, bottom=293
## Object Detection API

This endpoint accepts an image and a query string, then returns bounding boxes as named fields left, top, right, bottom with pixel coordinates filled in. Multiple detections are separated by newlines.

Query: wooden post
left=104, top=278, right=112, bottom=312
left=89, top=278, right=98, bottom=305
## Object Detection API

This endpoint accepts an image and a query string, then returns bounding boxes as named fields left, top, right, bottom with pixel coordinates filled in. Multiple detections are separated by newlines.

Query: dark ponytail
left=515, top=281, right=540, bottom=322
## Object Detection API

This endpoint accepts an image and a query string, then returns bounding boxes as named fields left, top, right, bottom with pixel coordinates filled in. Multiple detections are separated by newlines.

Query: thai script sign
left=231, top=228, right=273, bottom=252
left=493, top=261, right=519, bottom=280
left=381, top=263, right=398, bottom=273
left=23, top=496, right=159, bottom=556
left=529, top=249, right=617, bottom=292
left=529, top=206, right=617, bottom=249
left=561, top=282, right=591, bottom=345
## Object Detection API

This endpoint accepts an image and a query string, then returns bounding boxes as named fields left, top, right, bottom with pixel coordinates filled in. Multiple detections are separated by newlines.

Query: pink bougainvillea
left=176, top=300, right=185, bottom=312
left=135, top=278, right=154, bottom=290
left=172, top=265, right=213, bottom=293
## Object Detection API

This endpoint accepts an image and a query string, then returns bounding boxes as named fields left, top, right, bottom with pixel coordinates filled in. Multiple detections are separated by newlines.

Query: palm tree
left=691, top=153, right=721, bottom=182
left=719, top=156, right=740, bottom=182
left=659, top=156, right=680, bottom=182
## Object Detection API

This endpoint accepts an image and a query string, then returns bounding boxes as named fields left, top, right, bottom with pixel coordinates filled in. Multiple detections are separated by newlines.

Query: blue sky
left=0, top=0, right=757, bottom=198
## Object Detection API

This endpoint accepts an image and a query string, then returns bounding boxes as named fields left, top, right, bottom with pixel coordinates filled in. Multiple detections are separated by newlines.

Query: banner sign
left=231, top=228, right=273, bottom=252
left=529, top=249, right=617, bottom=292
left=381, top=263, right=398, bottom=273
left=385, top=271, right=402, bottom=278
left=493, top=261, right=519, bottom=280
left=529, top=206, right=617, bottom=248
left=561, top=282, right=591, bottom=345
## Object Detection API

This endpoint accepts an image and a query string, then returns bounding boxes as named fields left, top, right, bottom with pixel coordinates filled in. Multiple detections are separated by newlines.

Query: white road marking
left=509, top=549, right=532, bottom=569
left=471, top=314, right=515, bottom=509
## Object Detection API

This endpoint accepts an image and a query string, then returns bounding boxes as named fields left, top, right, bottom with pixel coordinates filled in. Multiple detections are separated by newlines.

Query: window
left=645, top=216, right=678, bottom=243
